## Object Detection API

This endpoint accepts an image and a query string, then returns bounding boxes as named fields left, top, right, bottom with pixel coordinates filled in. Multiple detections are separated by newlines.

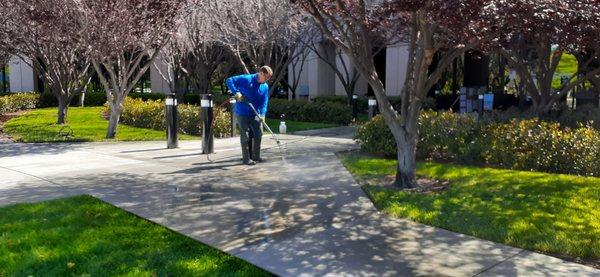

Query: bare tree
left=153, top=36, right=190, bottom=102
left=182, top=5, right=230, bottom=96
left=295, top=0, right=489, bottom=188
left=0, top=0, right=92, bottom=124
left=203, top=0, right=312, bottom=95
left=154, top=2, right=230, bottom=102
left=286, top=46, right=310, bottom=100
left=305, top=37, right=359, bottom=105
left=78, top=0, right=187, bottom=138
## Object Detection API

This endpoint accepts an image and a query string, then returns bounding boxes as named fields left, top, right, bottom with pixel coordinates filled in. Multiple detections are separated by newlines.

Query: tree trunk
left=196, top=74, right=210, bottom=95
left=57, top=96, right=69, bottom=124
left=395, top=131, right=418, bottom=189
left=533, top=97, right=554, bottom=115
left=79, top=92, right=85, bottom=107
left=106, top=103, right=122, bottom=139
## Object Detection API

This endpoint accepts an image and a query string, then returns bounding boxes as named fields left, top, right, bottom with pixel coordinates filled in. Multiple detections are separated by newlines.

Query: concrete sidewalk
left=1, top=127, right=598, bottom=276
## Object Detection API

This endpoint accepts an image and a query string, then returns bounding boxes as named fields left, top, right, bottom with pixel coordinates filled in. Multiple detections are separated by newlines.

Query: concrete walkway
left=0, top=127, right=598, bottom=276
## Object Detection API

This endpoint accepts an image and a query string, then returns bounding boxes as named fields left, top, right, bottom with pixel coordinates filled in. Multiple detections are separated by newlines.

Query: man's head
left=257, top=65, right=273, bottom=84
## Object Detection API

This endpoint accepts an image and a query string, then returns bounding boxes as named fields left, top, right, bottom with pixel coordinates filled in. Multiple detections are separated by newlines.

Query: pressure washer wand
left=244, top=101, right=282, bottom=146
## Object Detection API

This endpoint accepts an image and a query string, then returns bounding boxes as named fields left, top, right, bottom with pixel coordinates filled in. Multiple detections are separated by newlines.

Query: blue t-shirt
left=226, top=74, right=269, bottom=117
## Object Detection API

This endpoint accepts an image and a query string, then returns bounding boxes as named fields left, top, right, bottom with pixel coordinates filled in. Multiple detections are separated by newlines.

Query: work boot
left=252, top=137, right=266, bottom=163
left=242, top=144, right=256, bottom=165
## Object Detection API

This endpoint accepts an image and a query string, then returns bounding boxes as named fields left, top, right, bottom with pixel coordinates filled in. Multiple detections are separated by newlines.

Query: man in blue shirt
left=226, top=65, right=272, bottom=165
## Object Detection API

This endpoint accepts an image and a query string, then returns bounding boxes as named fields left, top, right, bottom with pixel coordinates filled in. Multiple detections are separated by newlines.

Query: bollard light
left=351, top=94, right=358, bottom=121
left=201, top=94, right=214, bottom=154
left=368, top=98, right=378, bottom=119
left=165, top=93, right=178, bottom=149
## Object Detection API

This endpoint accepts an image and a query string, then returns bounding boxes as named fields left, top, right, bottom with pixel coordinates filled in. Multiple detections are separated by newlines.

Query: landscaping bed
left=0, top=195, right=269, bottom=276
left=339, top=151, right=600, bottom=269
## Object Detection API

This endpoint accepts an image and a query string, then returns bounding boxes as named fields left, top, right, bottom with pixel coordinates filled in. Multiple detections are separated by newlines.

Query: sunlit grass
left=4, top=107, right=198, bottom=143
left=339, top=152, right=600, bottom=262
left=0, top=195, right=269, bottom=276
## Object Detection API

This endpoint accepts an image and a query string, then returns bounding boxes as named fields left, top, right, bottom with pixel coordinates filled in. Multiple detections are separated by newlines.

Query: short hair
left=259, top=65, right=273, bottom=77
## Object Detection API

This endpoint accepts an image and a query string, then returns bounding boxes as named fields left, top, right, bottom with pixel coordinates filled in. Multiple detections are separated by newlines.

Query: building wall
left=150, top=58, right=172, bottom=94
left=288, top=42, right=336, bottom=100
left=8, top=56, right=36, bottom=92
left=385, top=44, right=409, bottom=97
left=292, top=44, right=410, bottom=99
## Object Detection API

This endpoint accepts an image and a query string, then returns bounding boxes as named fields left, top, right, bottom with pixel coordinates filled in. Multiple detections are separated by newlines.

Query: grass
left=4, top=107, right=198, bottom=143
left=553, top=53, right=579, bottom=89
left=0, top=195, right=269, bottom=276
left=265, top=119, right=338, bottom=133
left=3, top=107, right=339, bottom=143
left=339, top=151, right=600, bottom=263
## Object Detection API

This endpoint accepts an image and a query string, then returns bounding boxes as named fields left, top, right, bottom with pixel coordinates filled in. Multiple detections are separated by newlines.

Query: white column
left=385, top=44, right=410, bottom=97
left=150, top=59, right=172, bottom=94
left=334, top=53, right=351, bottom=96
left=9, top=56, right=36, bottom=92
left=315, top=43, right=335, bottom=97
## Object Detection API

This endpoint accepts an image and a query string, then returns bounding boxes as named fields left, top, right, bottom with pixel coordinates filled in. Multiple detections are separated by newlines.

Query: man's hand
left=234, top=92, right=243, bottom=101
left=256, top=115, right=265, bottom=123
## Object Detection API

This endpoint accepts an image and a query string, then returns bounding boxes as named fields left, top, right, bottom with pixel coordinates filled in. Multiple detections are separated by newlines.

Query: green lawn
left=4, top=107, right=198, bottom=143
left=339, top=152, right=600, bottom=262
left=266, top=119, right=338, bottom=133
left=0, top=195, right=269, bottom=276
left=3, top=107, right=339, bottom=143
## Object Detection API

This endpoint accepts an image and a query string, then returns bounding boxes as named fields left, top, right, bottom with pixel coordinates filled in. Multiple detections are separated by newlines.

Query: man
left=226, top=65, right=272, bottom=165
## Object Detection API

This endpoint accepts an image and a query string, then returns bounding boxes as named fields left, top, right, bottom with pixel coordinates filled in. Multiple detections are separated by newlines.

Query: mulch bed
left=359, top=174, right=451, bottom=194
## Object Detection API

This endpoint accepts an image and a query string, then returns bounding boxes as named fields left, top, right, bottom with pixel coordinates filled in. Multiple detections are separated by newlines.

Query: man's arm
left=225, top=75, right=248, bottom=96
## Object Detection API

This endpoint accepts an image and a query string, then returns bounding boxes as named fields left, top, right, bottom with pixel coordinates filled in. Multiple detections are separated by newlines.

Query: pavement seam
left=0, top=165, right=65, bottom=188
left=472, top=249, right=526, bottom=276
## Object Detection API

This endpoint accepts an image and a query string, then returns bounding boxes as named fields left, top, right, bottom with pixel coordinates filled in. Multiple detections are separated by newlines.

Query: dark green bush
left=82, top=92, right=108, bottom=106
left=312, top=95, right=349, bottom=105
left=356, top=111, right=600, bottom=176
left=268, top=99, right=352, bottom=125
left=103, top=97, right=231, bottom=137
left=355, top=115, right=396, bottom=156
left=37, top=92, right=106, bottom=107
left=0, top=93, right=39, bottom=114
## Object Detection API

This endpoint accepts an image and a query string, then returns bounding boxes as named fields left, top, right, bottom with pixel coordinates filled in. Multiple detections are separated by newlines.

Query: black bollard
left=165, top=93, right=178, bottom=149
left=478, top=94, right=484, bottom=116
left=229, top=98, right=236, bottom=137
left=351, top=94, right=358, bottom=121
left=201, top=94, right=214, bottom=154
left=368, top=98, right=378, bottom=119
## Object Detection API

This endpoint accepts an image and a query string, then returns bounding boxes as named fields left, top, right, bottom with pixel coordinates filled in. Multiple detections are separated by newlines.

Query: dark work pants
left=237, top=115, right=262, bottom=160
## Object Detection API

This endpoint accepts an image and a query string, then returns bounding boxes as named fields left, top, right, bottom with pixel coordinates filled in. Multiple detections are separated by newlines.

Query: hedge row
left=102, top=97, right=232, bottom=138
left=356, top=111, right=600, bottom=176
left=267, top=99, right=352, bottom=124
left=311, top=95, right=437, bottom=112
left=0, top=93, right=39, bottom=114
left=36, top=92, right=232, bottom=108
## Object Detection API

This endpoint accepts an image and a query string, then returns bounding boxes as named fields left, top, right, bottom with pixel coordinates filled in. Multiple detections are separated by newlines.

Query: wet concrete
left=1, top=127, right=598, bottom=276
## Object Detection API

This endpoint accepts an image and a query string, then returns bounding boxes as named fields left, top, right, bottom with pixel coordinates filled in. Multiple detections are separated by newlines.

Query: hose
left=205, top=98, right=232, bottom=162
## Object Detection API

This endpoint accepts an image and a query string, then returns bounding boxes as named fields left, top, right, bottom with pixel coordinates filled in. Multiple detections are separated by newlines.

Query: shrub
left=356, top=111, right=600, bottom=176
left=418, top=110, right=484, bottom=163
left=268, top=99, right=352, bottom=124
left=312, top=95, right=349, bottom=105
left=0, top=93, right=39, bottom=114
left=103, top=97, right=232, bottom=137
left=82, top=92, right=108, bottom=106
left=355, top=115, right=396, bottom=156
left=556, top=104, right=600, bottom=130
